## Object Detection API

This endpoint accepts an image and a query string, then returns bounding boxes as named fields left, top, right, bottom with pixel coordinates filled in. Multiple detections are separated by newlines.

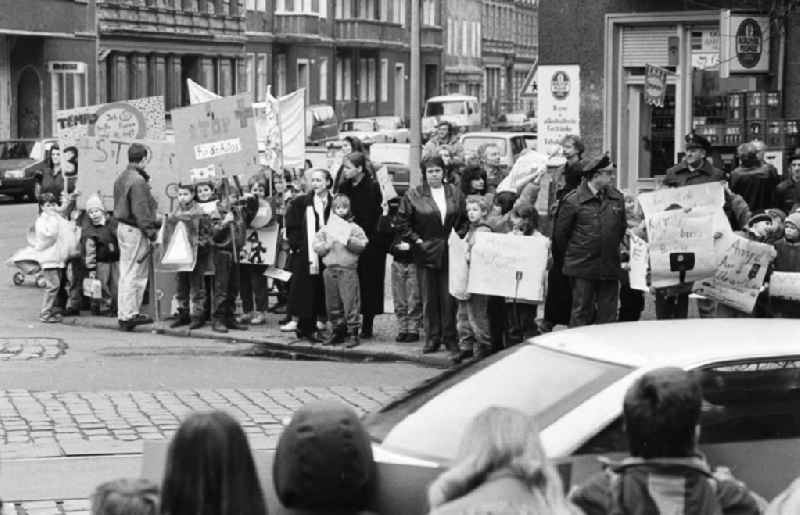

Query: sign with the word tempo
left=171, top=93, right=260, bottom=181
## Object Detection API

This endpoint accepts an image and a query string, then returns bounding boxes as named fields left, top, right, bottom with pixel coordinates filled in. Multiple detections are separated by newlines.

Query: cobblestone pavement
left=0, top=338, right=66, bottom=361
left=0, top=385, right=406, bottom=460
left=2, top=499, right=90, bottom=515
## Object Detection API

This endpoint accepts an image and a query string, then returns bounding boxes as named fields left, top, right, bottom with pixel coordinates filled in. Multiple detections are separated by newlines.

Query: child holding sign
left=772, top=212, right=800, bottom=317
left=312, top=194, right=369, bottom=349
left=455, top=195, right=494, bottom=363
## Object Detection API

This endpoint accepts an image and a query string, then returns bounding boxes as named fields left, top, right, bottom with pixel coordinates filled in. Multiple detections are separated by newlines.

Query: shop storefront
left=604, top=10, right=783, bottom=192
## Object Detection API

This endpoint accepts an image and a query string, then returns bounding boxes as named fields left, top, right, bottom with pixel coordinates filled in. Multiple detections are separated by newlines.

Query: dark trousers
left=240, top=264, right=268, bottom=312
left=654, top=291, right=689, bottom=319
left=417, top=265, right=457, bottom=351
left=323, top=266, right=361, bottom=331
left=569, top=277, right=619, bottom=327
left=175, top=269, right=206, bottom=318
left=618, top=284, right=645, bottom=322
left=213, top=250, right=239, bottom=320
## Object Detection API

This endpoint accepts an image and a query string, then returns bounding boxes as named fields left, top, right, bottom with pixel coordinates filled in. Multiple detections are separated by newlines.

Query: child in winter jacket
left=772, top=212, right=800, bottom=317
left=378, top=196, right=422, bottom=342
left=454, top=195, right=494, bottom=363
left=32, top=193, right=80, bottom=323
left=312, top=194, right=368, bottom=349
left=238, top=174, right=277, bottom=325
left=81, top=194, right=119, bottom=316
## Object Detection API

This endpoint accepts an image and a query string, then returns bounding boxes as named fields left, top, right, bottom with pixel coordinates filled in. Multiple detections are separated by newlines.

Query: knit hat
left=766, top=208, right=787, bottom=221
left=273, top=400, right=375, bottom=511
left=786, top=212, right=800, bottom=230
left=748, top=211, right=772, bottom=227
left=85, top=194, right=104, bottom=212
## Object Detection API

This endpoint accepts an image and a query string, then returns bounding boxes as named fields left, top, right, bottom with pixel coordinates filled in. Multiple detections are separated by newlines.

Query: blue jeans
left=391, top=261, right=421, bottom=334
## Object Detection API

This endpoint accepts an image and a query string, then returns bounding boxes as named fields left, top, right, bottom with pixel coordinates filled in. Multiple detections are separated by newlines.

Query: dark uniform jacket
left=775, top=177, right=800, bottom=215
left=663, top=160, right=725, bottom=187
left=553, top=182, right=626, bottom=280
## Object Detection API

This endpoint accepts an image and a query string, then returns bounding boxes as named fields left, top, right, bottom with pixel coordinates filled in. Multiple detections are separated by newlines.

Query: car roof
left=342, top=117, right=376, bottom=122
left=461, top=132, right=536, bottom=139
left=533, top=319, right=800, bottom=369
left=426, top=95, right=477, bottom=102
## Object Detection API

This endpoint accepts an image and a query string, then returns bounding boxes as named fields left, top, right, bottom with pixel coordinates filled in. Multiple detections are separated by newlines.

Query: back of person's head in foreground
left=273, top=400, right=375, bottom=512
left=160, top=410, right=267, bottom=515
left=427, top=406, right=574, bottom=513
left=92, top=478, right=158, bottom=515
left=624, top=367, right=702, bottom=459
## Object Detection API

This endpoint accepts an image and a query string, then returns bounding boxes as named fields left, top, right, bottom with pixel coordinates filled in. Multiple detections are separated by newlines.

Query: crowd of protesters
left=16, top=120, right=800, bottom=364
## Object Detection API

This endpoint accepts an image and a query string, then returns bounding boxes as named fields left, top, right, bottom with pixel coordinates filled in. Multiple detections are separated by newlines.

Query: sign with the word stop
left=171, top=93, right=260, bottom=182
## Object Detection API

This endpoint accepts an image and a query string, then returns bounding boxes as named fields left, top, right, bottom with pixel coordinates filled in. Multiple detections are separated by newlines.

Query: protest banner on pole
left=693, top=235, right=776, bottom=313
left=646, top=208, right=716, bottom=288
left=448, top=230, right=469, bottom=300
left=467, top=232, right=549, bottom=302
left=172, top=93, right=260, bottom=182
left=75, top=137, right=180, bottom=212
left=628, top=233, right=649, bottom=292
left=769, top=271, right=800, bottom=301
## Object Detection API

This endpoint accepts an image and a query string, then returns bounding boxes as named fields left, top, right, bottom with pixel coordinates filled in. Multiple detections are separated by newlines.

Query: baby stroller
left=6, top=228, right=48, bottom=288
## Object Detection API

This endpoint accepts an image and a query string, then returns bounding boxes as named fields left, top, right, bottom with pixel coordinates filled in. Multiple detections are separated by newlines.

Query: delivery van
left=421, top=95, right=482, bottom=139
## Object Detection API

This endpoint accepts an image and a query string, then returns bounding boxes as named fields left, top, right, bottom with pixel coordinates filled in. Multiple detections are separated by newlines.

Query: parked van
left=305, top=104, right=339, bottom=145
left=421, top=95, right=482, bottom=139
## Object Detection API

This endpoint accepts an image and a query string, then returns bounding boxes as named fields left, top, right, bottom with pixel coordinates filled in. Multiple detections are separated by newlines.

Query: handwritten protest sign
left=629, top=233, right=649, bottom=291
left=56, top=96, right=165, bottom=146
left=239, top=224, right=279, bottom=266
left=324, top=213, right=352, bottom=245
left=76, top=137, right=180, bottom=213
left=468, top=232, right=549, bottom=302
left=638, top=182, right=730, bottom=235
left=693, top=235, right=776, bottom=313
left=375, top=166, right=398, bottom=203
left=448, top=230, right=469, bottom=300
left=769, top=271, right=800, bottom=301
left=172, top=93, right=260, bottom=182
left=646, top=208, right=716, bottom=288
left=155, top=216, right=198, bottom=273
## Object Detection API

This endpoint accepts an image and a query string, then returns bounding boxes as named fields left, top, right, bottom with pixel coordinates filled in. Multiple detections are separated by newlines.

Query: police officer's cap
left=685, top=132, right=712, bottom=154
left=581, top=154, right=613, bottom=177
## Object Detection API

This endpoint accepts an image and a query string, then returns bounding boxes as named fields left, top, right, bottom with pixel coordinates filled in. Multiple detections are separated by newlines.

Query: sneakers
left=250, top=312, right=266, bottom=325
left=280, top=320, right=298, bottom=332
left=40, top=313, right=63, bottom=323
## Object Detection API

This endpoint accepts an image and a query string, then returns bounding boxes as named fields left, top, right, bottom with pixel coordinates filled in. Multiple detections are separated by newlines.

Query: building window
left=422, top=0, right=436, bottom=25
left=50, top=62, right=88, bottom=127
left=380, top=58, right=388, bottom=102
left=393, top=0, right=405, bottom=26
left=246, top=53, right=255, bottom=96
left=368, top=58, right=376, bottom=102
left=257, top=54, right=268, bottom=100
left=358, top=0, right=374, bottom=19
left=336, top=57, right=352, bottom=101
left=462, top=20, right=468, bottom=56
left=359, top=58, right=368, bottom=101
left=336, top=0, right=351, bottom=18
left=276, top=54, right=287, bottom=96
left=247, top=0, right=267, bottom=10
left=277, top=0, right=321, bottom=13
left=319, top=58, right=328, bottom=101
left=447, top=18, right=453, bottom=55
left=379, top=0, right=389, bottom=21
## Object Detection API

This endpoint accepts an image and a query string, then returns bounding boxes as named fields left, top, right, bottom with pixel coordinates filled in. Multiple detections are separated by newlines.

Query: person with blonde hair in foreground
left=427, top=406, right=579, bottom=515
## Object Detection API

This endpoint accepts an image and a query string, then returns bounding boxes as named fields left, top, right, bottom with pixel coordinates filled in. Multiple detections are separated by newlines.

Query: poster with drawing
left=638, top=182, right=731, bottom=235
left=239, top=224, right=279, bottom=266
left=448, top=230, right=469, bottom=300
left=646, top=208, right=716, bottom=288
left=156, top=215, right=199, bottom=273
left=467, top=232, right=549, bottom=302
left=693, top=235, right=777, bottom=313
left=56, top=96, right=166, bottom=145
left=75, top=137, right=180, bottom=212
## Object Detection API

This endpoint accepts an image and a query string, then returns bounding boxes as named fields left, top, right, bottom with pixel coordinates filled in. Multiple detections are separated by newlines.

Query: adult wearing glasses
left=398, top=156, right=466, bottom=362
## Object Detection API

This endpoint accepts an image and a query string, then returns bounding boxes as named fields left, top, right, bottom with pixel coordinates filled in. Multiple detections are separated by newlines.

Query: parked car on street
left=374, top=116, right=410, bottom=143
left=364, top=319, right=800, bottom=513
left=490, top=111, right=537, bottom=132
left=0, top=138, right=58, bottom=202
left=369, top=142, right=410, bottom=196
left=459, top=131, right=537, bottom=168
left=421, top=95, right=482, bottom=140
left=305, top=104, right=339, bottom=146
left=339, top=118, right=388, bottom=146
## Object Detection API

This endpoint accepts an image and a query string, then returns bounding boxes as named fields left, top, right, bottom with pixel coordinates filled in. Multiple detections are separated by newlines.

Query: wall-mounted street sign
left=720, top=10, right=770, bottom=76
left=519, top=60, right=538, bottom=98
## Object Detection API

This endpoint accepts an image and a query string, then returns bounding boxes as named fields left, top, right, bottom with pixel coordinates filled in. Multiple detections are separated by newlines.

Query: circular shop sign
left=551, top=71, right=571, bottom=101
left=735, top=18, right=763, bottom=69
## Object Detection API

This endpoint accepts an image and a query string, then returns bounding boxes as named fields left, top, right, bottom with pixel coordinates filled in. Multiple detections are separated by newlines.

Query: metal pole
left=409, top=0, right=422, bottom=189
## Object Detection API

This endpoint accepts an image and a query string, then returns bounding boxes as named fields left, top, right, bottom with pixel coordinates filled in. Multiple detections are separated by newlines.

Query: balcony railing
left=335, top=19, right=408, bottom=46
left=274, top=13, right=323, bottom=37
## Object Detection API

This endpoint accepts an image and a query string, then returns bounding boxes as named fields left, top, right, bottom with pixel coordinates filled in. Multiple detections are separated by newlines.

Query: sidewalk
left=63, top=310, right=454, bottom=368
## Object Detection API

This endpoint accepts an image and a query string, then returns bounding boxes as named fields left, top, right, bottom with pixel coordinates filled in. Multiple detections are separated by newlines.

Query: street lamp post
left=409, top=0, right=422, bottom=188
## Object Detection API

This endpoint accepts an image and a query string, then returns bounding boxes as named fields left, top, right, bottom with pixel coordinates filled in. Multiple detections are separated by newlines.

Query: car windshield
left=0, top=141, right=35, bottom=160
left=370, top=144, right=410, bottom=166
left=341, top=120, right=375, bottom=132
left=425, top=101, right=466, bottom=117
left=505, top=113, right=527, bottom=123
left=461, top=137, right=508, bottom=155
left=311, top=105, right=335, bottom=122
left=366, top=344, right=632, bottom=462
left=375, top=118, right=400, bottom=130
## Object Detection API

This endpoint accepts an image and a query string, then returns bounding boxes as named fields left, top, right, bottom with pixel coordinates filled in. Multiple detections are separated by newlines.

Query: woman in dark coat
left=336, top=151, right=385, bottom=338
left=332, top=136, right=375, bottom=191
left=398, top=156, right=466, bottom=360
left=285, top=168, right=333, bottom=342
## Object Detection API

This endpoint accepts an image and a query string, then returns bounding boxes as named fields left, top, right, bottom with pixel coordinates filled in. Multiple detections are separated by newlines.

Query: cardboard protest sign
left=172, top=93, right=260, bottom=182
left=693, top=235, right=776, bottom=313
left=375, top=166, right=398, bottom=203
left=638, top=182, right=730, bottom=235
left=769, top=271, right=800, bottom=301
left=156, top=216, right=199, bottom=273
left=628, top=233, right=649, bottom=292
left=239, top=224, right=279, bottom=266
left=467, top=232, right=549, bottom=302
left=448, top=230, right=469, bottom=300
left=263, top=266, right=292, bottom=282
left=646, top=208, right=716, bottom=288
left=75, top=137, right=180, bottom=213
left=56, top=96, right=166, bottom=145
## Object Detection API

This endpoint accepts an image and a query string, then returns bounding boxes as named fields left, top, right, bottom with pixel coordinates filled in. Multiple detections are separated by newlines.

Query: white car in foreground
left=365, top=319, right=800, bottom=513
left=339, top=118, right=387, bottom=146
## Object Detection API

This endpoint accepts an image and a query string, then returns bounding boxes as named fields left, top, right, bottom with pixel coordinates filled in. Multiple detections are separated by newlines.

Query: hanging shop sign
left=720, top=10, right=770, bottom=76
left=644, top=64, right=669, bottom=108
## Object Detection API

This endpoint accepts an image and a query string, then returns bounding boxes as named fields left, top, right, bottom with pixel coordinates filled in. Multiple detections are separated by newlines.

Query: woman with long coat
left=285, top=168, right=333, bottom=342
left=398, top=155, right=465, bottom=360
left=336, top=151, right=385, bottom=338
